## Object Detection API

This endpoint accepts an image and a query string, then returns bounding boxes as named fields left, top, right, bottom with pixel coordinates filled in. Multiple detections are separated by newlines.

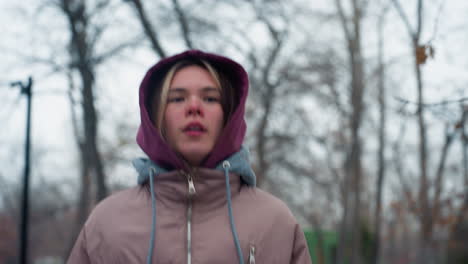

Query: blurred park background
left=1, top=0, right=468, bottom=263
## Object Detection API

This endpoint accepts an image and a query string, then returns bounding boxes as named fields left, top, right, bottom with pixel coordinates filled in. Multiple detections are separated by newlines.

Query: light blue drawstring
left=147, top=168, right=157, bottom=264
left=223, top=160, right=244, bottom=264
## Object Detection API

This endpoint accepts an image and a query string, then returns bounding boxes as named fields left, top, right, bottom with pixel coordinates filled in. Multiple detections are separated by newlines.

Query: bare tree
left=58, top=0, right=109, bottom=250
left=0, top=147, right=75, bottom=263
left=390, top=0, right=437, bottom=262
left=52, top=0, right=141, bottom=254
left=391, top=96, right=467, bottom=263
left=246, top=1, right=288, bottom=187
left=433, top=124, right=457, bottom=224
left=390, top=1, right=432, bottom=261
left=447, top=103, right=468, bottom=263
left=463, top=104, right=468, bottom=188
left=371, top=3, right=390, bottom=263
left=389, top=1, right=460, bottom=262
left=334, top=0, right=367, bottom=263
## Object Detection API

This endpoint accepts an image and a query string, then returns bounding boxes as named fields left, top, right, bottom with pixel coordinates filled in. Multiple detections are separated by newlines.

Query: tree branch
left=416, top=0, right=423, bottom=38
left=395, top=96, right=468, bottom=107
left=428, top=0, right=446, bottom=43
left=171, top=0, right=193, bottom=49
left=93, top=36, right=144, bottom=65
left=433, top=124, right=457, bottom=222
left=126, top=0, right=167, bottom=58
left=390, top=0, right=415, bottom=38
left=335, top=0, right=352, bottom=44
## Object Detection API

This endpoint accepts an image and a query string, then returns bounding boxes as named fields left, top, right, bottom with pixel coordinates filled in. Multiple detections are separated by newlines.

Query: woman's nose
left=186, top=97, right=203, bottom=117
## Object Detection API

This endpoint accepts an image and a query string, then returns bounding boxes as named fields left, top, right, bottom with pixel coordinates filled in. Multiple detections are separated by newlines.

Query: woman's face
left=163, top=65, right=224, bottom=166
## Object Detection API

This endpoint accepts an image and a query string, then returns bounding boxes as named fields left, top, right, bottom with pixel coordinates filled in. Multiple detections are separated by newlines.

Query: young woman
left=68, top=50, right=312, bottom=264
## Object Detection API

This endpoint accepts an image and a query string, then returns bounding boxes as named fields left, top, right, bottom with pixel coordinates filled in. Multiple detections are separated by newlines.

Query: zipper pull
left=249, top=245, right=256, bottom=264
left=187, top=174, right=196, bottom=196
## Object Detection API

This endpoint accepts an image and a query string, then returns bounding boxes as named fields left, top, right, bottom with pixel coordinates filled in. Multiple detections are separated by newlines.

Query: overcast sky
left=1, top=0, right=467, bottom=192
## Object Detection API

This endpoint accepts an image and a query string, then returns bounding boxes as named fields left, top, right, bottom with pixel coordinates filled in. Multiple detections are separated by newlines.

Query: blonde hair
left=150, top=59, right=235, bottom=138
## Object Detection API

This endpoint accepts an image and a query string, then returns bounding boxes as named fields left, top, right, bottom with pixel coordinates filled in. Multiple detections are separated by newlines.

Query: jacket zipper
left=186, top=172, right=196, bottom=264
left=249, top=245, right=256, bottom=264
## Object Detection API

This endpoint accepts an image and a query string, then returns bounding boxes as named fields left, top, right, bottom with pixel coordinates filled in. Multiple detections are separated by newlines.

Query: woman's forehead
left=170, top=65, right=221, bottom=90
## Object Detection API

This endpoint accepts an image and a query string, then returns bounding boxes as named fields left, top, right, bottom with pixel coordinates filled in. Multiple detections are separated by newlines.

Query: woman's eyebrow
left=168, top=87, right=219, bottom=93
left=202, top=87, right=220, bottom=93
left=168, top=88, right=186, bottom=93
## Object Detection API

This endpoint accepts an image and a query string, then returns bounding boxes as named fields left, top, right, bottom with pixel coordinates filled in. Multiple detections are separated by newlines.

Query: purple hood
left=136, top=50, right=249, bottom=170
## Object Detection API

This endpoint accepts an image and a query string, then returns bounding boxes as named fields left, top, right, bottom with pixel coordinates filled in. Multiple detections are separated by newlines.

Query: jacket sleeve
left=291, top=223, right=313, bottom=264
left=67, top=226, right=92, bottom=264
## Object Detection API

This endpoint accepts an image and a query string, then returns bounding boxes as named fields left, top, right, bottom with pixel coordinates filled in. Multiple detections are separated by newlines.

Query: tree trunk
left=335, top=1, right=366, bottom=263
left=413, top=38, right=432, bottom=264
left=446, top=104, right=468, bottom=264
left=433, top=125, right=456, bottom=223
left=311, top=215, right=327, bottom=264
left=61, top=0, right=108, bottom=253
left=462, top=104, right=468, bottom=191
left=371, top=6, right=388, bottom=263
left=391, top=0, right=431, bottom=262
left=80, top=65, right=108, bottom=201
left=66, top=142, right=91, bottom=257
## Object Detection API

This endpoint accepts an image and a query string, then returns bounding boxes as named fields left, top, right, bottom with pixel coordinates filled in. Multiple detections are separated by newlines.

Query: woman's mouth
left=183, top=122, right=206, bottom=136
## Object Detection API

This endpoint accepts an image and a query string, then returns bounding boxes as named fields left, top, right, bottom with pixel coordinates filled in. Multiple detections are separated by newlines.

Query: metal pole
left=11, top=77, right=33, bottom=264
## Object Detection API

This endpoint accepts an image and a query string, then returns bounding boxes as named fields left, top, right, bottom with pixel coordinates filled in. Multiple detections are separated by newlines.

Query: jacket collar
left=132, top=146, right=256, bottom=206
left=133, top=146, right=256, bottom=188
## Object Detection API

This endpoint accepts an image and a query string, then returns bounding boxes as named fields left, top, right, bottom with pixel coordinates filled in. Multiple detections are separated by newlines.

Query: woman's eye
left=168, top=97, right=184, bottom=103
left=204, top=96, right=220, bottom=103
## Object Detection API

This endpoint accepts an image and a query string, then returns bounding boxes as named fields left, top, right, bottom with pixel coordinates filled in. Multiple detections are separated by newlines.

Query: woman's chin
left=179, top=149, right=210, bottom=167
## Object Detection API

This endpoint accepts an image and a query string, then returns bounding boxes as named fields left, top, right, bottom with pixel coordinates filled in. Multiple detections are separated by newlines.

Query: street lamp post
left=11, top=77, right=33, bottom=264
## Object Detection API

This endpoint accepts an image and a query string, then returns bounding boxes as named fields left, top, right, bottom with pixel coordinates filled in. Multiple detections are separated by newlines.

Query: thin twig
left=395, top=96, right=468, bottom=107
left=428, top=0, right=447, bottom=44
left=390, top=0, right=415, bottom=37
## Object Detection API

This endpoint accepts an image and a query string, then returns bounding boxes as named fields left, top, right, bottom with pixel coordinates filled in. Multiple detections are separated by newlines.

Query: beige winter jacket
left=67, top=166, right=311, bottom=263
